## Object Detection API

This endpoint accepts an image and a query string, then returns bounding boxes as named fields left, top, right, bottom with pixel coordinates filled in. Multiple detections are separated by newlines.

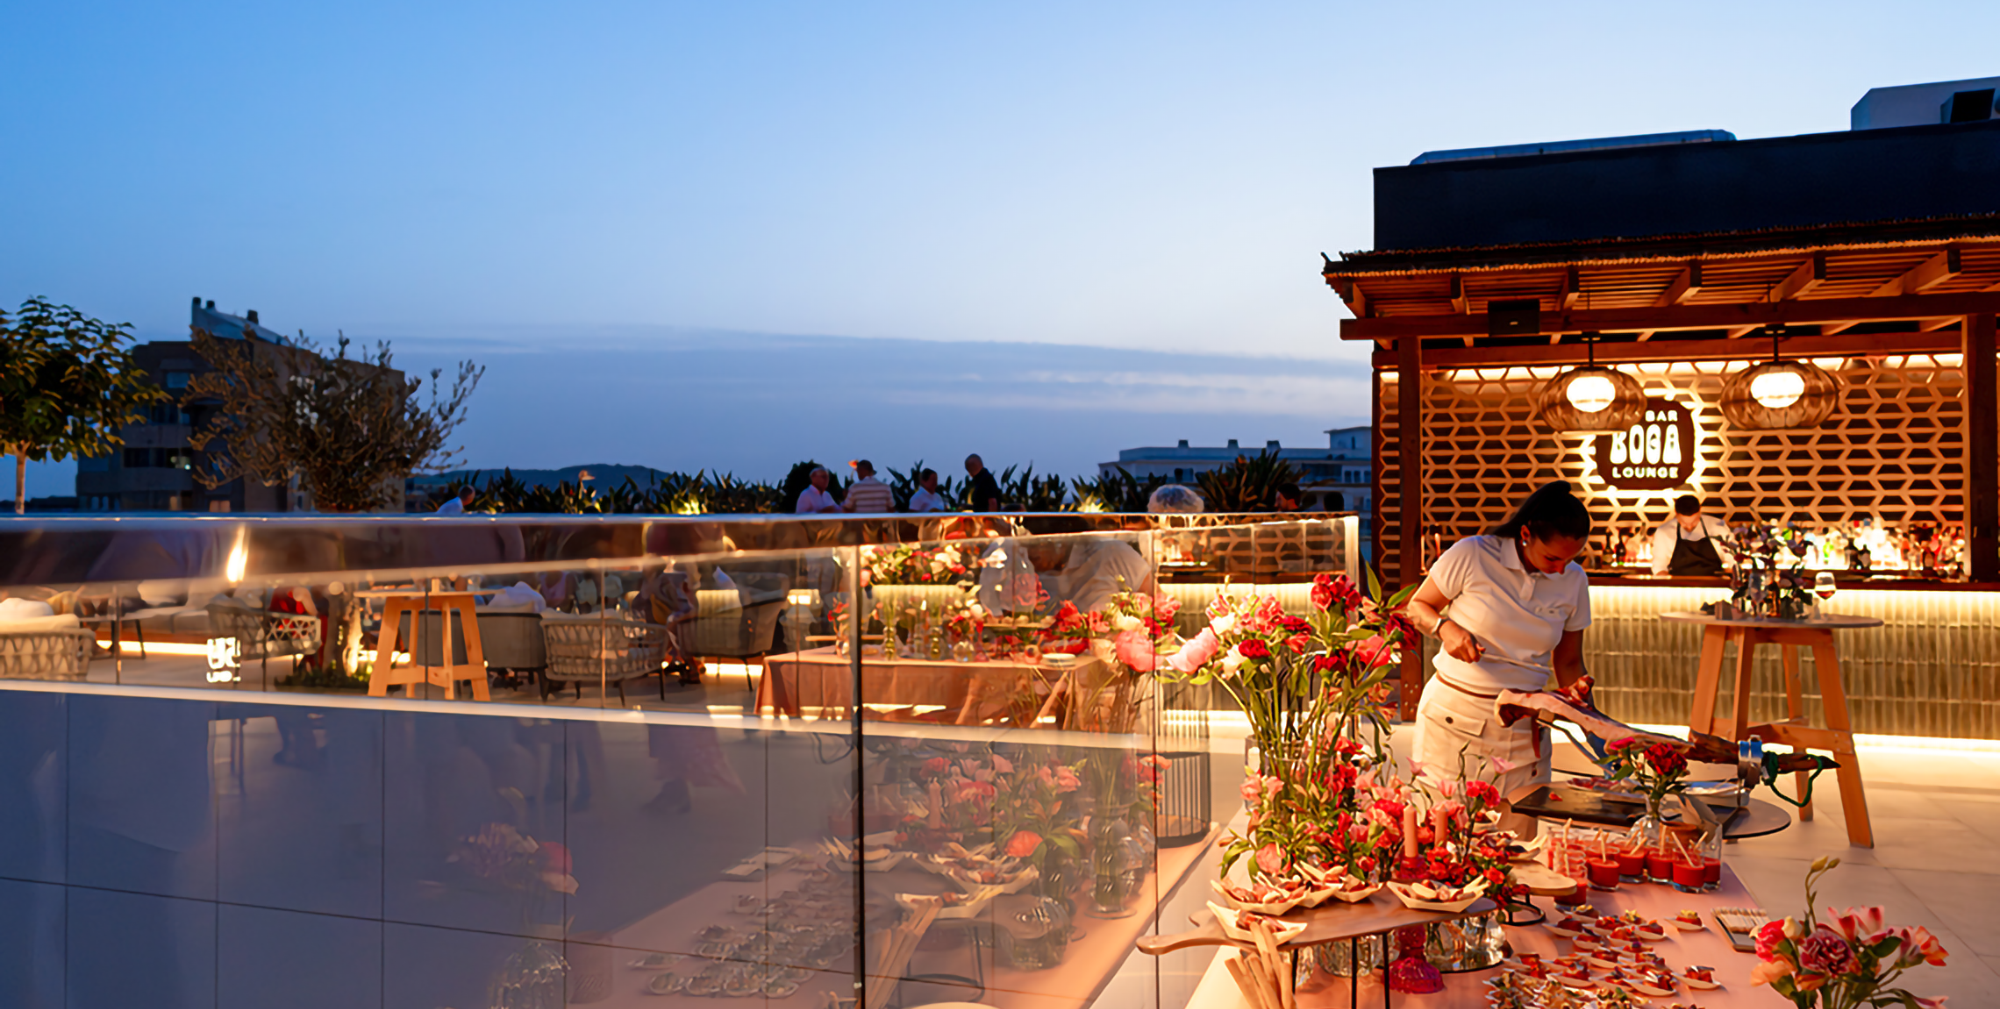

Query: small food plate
left=1682, top=966, right=1723, bottom=990
left=1209, top=878, right=1305, bottom=916
left=1208, top=902, right=1307, bottom=945
left=628, top=952, right=683, bottom=971
left=1386, top=880, right=1489, bottom=913
left=1321, top=882, right=1383, bottom=904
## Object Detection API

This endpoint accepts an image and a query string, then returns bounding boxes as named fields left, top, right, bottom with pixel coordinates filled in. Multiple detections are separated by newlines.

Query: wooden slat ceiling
left=1334, top=242, right=2000, bottom=323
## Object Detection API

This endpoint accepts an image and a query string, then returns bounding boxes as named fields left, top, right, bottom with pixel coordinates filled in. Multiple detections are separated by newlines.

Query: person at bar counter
left=1650, top=494, right=1733, bottom=577
left=964, top=453, right=1003, bottom=512
left=1403, top=480, right=1594, bottom=835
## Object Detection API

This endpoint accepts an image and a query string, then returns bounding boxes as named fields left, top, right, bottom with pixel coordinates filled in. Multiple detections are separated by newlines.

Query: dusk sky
left=6, top=1, right=1996, bottom=496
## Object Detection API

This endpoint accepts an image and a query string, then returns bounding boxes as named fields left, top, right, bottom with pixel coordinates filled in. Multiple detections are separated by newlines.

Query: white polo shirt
left=1428, top=534, right=1592, bottom=692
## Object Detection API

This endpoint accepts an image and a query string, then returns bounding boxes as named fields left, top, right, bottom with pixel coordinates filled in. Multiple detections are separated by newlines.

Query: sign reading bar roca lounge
left=1593, top=397, right=1697, bottom=491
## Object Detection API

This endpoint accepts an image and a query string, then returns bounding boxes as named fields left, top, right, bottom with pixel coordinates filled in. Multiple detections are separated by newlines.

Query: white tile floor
left=47, top=652, right=2000, bottom=1008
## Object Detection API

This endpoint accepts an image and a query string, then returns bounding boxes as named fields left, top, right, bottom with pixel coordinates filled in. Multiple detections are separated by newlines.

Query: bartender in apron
left=1650, top=494, right=1732, bottom=576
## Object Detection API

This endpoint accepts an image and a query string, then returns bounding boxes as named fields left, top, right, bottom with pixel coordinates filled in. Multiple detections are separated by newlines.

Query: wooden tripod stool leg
left=1782, top=644, right=1812, bottom=821
left=368, top=599, right=404, bottom=697
left=454, top=598, right=490, bottom=701
left=1811, top=638, right=1873, bottom=848
left=437, top=603, right=456, bottom=701
left=1725, top=628, right=1758, bottom=742
left=1687, top=626, right=1728, bottom=736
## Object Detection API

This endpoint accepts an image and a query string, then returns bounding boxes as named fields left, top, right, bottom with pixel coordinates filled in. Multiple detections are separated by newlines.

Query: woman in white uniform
left=1404, top=481, right=1594, bottom=833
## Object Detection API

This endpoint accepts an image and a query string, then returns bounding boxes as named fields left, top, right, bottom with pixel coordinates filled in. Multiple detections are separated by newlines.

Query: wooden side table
left=367, top=592, right=490, bottom=701
left=1660, top=611, right=1879, bottom=848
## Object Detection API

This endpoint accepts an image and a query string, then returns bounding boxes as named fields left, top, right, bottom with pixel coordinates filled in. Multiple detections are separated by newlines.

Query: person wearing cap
left=843, top=460, right=896, bottom=513
left=1650, top=494, right=1732, bottom=577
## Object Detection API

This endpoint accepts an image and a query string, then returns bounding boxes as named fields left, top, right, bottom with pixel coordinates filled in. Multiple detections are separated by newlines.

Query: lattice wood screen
left=1374, top=354, right=1970, bottom=579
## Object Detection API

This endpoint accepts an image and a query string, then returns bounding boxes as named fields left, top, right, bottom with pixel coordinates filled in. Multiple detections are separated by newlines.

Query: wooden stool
left=368, top=593, right=490, bottom=701
left=1662, top=611, right=1880, bottom=848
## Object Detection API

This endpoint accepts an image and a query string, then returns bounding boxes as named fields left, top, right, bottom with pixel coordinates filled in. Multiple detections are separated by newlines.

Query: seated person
left=1026, top=534, right=1157, bottom=614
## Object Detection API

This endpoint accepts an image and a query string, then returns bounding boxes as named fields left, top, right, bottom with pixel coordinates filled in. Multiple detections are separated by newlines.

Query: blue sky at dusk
left=5, top=1, right=1997, bottom=497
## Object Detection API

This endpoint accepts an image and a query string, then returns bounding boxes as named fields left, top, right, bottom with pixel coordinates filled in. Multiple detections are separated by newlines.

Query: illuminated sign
left=1593, top=397, right=1696, bottom=490
left=206, top=637, right=240, bottom=684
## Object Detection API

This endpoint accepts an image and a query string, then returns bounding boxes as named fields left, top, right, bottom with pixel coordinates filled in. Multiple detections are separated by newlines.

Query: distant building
left=74, top=298, right=402, bottom=513
left=1100, top=427, right=1373, bottom=519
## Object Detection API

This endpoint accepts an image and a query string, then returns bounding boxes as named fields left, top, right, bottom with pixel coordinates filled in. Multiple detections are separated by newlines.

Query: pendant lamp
left=1718, top=325, right=1839, bottom=429
left=1533, top=332, right=1646, bottom=431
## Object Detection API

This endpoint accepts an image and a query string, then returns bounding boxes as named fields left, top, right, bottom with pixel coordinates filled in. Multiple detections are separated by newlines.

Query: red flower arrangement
left=1753, top=857, right=1949, bottom=1008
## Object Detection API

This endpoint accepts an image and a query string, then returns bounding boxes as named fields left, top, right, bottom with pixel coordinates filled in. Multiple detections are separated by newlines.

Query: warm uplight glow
left=1750, top=369, right=1806, bottom=409
left=1565, top=374, right=1617, bottom=413
left=225, top=541, right=248, bottom=583
left=1075, top=495, right=1108, bottom=513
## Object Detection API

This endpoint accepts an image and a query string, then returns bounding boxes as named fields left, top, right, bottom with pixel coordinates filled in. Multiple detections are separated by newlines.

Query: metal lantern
left=1719, top=328, right=1841, bottom=429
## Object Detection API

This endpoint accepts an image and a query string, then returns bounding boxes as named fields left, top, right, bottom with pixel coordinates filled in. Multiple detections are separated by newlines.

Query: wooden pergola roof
left=1322, top=214, right=2000, bottom=368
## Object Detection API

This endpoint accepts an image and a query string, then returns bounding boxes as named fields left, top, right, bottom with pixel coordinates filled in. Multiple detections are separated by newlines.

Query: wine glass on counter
left=1813, top=571, right=1837, bottom=620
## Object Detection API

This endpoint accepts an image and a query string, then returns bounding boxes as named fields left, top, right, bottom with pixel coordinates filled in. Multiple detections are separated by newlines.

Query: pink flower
left=1004, top=830, right=1043, bottom=858
left=1348, top=634, right=1396, bottom=669
left=1114, top=629, right=1157, bottom=670
left=1900, top=926, right=1950, bottom=967
left=1167, top=628, right=1220, bottom=674
left=1255, top=843, right=1286, bottom=876
left=990, top=754, right=1014, bottom=775
left=1053, top=766, right=1080, bottom=793
left=1153, top=594, right=1181, bottom=623
left=1794, top=926, right=1858, bottom=990
left=1240, top=778, right=1263, bottom=802
left=1828, top=905, right=1890, bottom=945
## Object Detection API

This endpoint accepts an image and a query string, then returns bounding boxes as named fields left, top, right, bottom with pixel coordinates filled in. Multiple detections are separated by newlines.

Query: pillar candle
left=1403, top=804, right=1419, bottom=858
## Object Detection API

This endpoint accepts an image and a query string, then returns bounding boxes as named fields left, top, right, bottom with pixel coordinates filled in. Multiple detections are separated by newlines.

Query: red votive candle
left=1671, top=859, right=1706, bottom=892
left=1554, top=878, right=1588, bottom=906
left=1703, top=857, right=1723, bottom=889
left=1586, top=856, right=1622, bottom=890
left=1645, top=850, right=1675, bottom=883
left=1613, top=848, right=1646, bottom=881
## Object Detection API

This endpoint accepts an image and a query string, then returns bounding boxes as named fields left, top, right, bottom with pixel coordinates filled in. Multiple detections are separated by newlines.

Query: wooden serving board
left=1136, top=891, right=1498, bottom=955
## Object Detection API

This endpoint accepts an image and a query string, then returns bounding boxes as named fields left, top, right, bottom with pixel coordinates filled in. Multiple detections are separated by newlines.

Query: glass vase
left=1087, top=818, right=1134, bottom=918
left=487, top=939, right=567, bottom=1009
left=950, top=638, right=974, bottom=663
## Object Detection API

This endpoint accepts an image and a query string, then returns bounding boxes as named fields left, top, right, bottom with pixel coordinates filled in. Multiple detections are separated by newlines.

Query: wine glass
left=1813, top=572, right=1837, bottom=620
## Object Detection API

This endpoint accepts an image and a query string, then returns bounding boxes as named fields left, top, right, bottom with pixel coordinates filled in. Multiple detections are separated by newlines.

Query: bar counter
left=1571, top=573, right=2000, bottom=740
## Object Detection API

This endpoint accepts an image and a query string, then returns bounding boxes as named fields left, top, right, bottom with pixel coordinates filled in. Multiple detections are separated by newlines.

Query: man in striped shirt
left=842, top=460, right=896, bottom=513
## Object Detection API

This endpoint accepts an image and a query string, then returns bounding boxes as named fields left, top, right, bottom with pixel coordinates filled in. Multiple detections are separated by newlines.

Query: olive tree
left=186, top=328, right=482, bottom=512
left=0, top=297, right=166, bottom=513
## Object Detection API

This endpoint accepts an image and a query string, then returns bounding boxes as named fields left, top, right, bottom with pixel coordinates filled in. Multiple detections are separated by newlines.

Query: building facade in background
left=1101, top=426, right=1372, bottom=520
left=73, top=298, right=404, bottom=513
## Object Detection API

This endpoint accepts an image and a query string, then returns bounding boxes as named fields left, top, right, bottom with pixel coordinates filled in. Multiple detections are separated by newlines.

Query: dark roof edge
left=1321, top=213, right=2000, bottom=277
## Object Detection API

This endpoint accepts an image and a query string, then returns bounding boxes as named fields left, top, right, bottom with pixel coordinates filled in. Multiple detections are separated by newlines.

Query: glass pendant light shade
left=1720, top=359, right=1839, bottom=429
left=1534, top=365, right=1646, bottom=431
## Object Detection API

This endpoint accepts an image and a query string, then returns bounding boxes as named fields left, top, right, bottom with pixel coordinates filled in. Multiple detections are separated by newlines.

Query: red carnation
left=1237, top=639, right=1271, bottom=659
